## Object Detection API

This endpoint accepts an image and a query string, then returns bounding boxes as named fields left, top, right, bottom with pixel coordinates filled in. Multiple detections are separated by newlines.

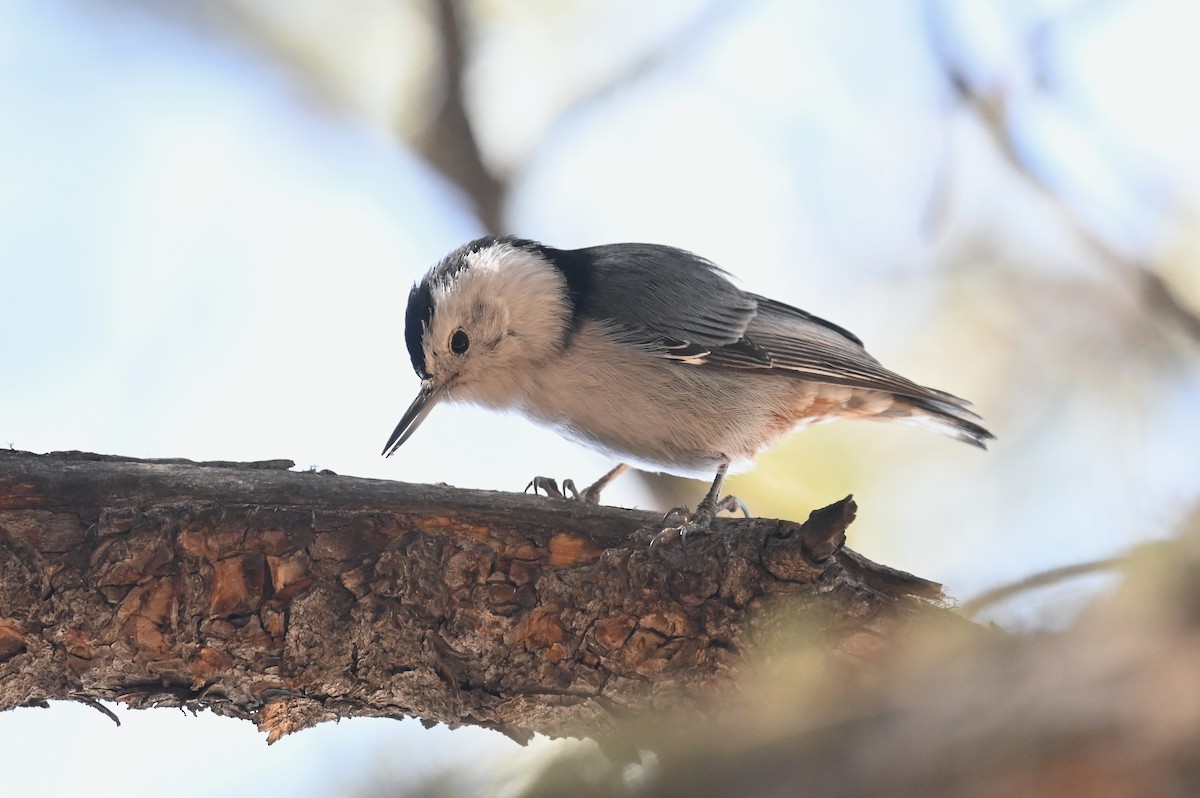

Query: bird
left=382, top=235, right=993, bottom=540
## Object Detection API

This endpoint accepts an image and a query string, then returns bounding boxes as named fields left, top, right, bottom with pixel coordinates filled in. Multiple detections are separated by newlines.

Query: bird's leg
left=527, top=463, right=629, bottom=505
left=652, top=459, right=750, bottom=547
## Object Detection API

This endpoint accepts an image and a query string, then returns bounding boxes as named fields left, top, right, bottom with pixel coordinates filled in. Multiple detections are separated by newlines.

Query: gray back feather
left=579, top=244, right=762, bottom=361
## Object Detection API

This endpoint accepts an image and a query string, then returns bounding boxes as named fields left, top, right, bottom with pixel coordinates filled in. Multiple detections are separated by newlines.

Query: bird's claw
left=661, top=504, right=691, bottom=526
left=649, top=494, right=750, bottom=549
left=715, top=494, right=751, bottom=518
left=526, top=464, right=629, bottom=505
left=525, top=476, right=565, bottom=500
left=525, top=475, right=603, bottom=504
left=648, top=524, right=684, bottom=550
left=526, top=476, right=592, bottom=502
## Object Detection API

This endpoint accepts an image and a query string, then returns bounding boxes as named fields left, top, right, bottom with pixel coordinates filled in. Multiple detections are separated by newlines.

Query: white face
left=422, top=242, right=572, bottom=409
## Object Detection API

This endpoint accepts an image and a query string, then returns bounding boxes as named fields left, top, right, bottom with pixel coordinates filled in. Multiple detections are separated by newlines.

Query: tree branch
left=0, top=449, right=970, bottom=744
left=418, top=0, right=506, bottom=234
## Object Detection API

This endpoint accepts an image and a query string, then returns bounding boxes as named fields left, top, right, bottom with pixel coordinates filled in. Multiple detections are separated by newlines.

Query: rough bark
left=0, top=449, right=967, bottom=743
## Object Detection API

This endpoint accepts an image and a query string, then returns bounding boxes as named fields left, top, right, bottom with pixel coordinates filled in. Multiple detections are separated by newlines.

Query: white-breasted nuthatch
left=383, top=236, right=993, bottom=536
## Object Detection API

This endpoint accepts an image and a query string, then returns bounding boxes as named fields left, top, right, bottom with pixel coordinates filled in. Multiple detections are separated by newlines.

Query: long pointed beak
left=381, top=381, right=443, bottom=457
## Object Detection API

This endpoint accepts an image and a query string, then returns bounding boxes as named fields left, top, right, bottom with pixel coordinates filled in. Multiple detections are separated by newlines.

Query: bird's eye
left=450, top=329, right=470, bottom=355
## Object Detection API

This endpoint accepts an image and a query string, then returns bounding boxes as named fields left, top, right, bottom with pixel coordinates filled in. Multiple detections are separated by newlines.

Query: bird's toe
left=525, top=476, right=565, bottom=500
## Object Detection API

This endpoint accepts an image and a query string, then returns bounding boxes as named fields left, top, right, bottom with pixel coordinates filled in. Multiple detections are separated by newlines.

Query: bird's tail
left=882, top=391, right=995, bottom=449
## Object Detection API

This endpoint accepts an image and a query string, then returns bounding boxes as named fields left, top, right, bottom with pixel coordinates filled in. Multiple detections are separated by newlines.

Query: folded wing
left=581, top=244, right=993, bottom=446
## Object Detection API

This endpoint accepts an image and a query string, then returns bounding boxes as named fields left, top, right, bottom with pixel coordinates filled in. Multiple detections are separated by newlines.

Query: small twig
left=959, top=557, right=1122, bottom=617
left=71, top=694, right=121, bottom=727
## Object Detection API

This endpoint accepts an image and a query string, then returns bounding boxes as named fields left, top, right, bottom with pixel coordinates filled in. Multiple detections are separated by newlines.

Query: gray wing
left=743, top=296, right=956, bottom=400
left=580, top=249, right=990, bottom=443
left=582, top=245, right=964, bottom=403
left=580, top=243, right=772, bottom=367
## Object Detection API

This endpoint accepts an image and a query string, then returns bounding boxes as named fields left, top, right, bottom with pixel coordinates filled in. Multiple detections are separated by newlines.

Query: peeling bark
left=0, top=450, right=966, bottom=743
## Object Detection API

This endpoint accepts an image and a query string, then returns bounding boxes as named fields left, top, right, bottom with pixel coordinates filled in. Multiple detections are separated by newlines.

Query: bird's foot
left=525, top=464, right=630, bottom=505
left=650, top=494, right=750, bottom=549
left=526, top=476, right=569, bottom=500
left=524, top=476, right=602, bottom=503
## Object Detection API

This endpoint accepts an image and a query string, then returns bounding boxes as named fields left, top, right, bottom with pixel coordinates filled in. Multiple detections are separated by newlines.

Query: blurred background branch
left=925, top=0, right=1200, bottom=347
left=418, top=0, right=505, bottom=233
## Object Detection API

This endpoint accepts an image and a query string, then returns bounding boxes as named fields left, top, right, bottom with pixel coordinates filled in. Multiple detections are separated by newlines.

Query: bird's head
left=382, top=236, right=573, bottom=457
